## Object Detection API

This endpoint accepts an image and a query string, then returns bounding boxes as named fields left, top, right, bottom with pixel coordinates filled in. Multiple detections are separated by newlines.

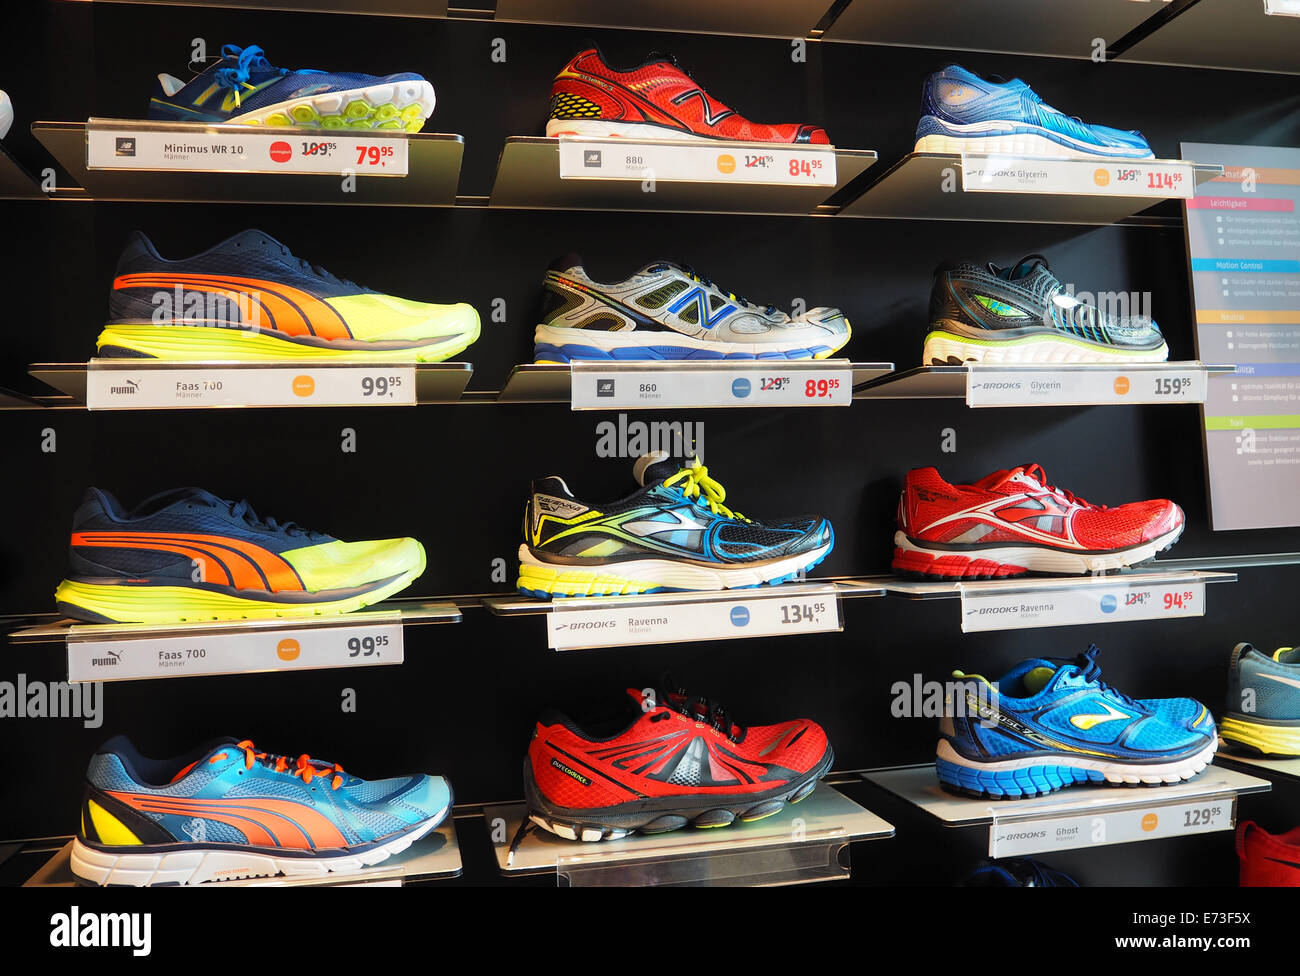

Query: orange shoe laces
left=208, top=740, right=345, bottom=790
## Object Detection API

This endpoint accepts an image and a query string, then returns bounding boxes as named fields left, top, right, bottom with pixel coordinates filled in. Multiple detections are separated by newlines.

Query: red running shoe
left=545, top=48, right=830, bottom=145
left=1238, top=821, right=1300, bottom=886
left=524, top=685, right=833, bottom=841
left=892, top=463, right=1184, bottom=579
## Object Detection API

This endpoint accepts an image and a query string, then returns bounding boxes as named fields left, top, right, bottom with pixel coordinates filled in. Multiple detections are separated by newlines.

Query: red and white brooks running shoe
left=545, top=48, right=830, bottom=145
left=892, top=464, right=1184, bottom=579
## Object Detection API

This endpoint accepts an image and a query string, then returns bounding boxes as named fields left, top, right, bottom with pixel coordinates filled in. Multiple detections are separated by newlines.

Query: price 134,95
left=781, top=601, right=827, bottom=626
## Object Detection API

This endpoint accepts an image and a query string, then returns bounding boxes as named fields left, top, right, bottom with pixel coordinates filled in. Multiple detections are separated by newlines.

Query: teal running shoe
left=1221, top=642, right=1300, bottom=757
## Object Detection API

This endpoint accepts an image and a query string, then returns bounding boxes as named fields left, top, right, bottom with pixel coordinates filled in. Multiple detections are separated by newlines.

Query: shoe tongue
left=1276, top=647, right=1300, bottom=664
left=129, top=486, right=227, bottom=517
left=642, top=258, right=685, bottom=276
left=633, top=450, right=686, bottom=487
left=1021, top=664, right=1063, bottom=695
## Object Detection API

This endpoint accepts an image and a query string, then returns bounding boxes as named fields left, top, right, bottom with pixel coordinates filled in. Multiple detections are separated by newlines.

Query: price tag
left=960, top=579, right=1206, bottom=633
left=961, top=155, right=1194, bottom=199
left=966, top=364, right=1208, bottom=407
left=1265, top=0, right=1300, bottom=15
left=85, top=362, right=416, bottom=409
left=67, top=620, right=403, bottom=682
left=546, top=585, right=841, bottom=651
left=86, top=120, right=409, bottom=176
left=989, top=799, right=1233, bottom=857
left=557, top=138, right=836, bottom=186
left=569, top=362, right=852, bottom=410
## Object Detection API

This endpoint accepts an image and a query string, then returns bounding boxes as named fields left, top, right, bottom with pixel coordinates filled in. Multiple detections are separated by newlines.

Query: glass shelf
left=0, top=143, right=46, bottom=200
left=1116, top=0, right=1300, bottom=75
left=883, top=569, right=1236, bottom=600
left=494, top=0, right=831, bottom=38
left=1217, top=750, right=1300, bottom=784
left=81, top=0, right=448, bottom=15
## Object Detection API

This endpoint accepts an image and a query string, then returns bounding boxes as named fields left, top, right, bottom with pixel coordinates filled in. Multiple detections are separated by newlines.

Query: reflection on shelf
left=1117, top=0, right=1300, bottom=75
left=495, top=361, right=892, bottom=407
left=485, top=781, right=893, bottom=885
left=865, top=763, right=1270, bottom=858
left=32, top=122, right=464, bottom=206
left=489, top=136, right=876, bottom=215
left=494, top=0, right=829, bottom=37
left=0, top=144, right=46, bottom=200
left=24, top=818, right=462, bottom=887
left=883, top=569, right=1235, bottom=600
left=82, top=0, right=449, bottom=17
left=1217, top=750, right=1300, bottom=784
left=857, top=363, right=1234, bottom=404
left=839, top=152, right=1222, bottom=225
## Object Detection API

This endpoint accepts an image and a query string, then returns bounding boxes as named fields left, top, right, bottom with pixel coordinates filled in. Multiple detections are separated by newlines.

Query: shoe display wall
left=0, top=0, right=1298, bottom=929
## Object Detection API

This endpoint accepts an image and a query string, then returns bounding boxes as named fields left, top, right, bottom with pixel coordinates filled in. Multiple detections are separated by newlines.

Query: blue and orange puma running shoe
left=72, top=736, right=452, bottom=885
left=938, top=644, right=1216, bottom=799
left=148, top=43, right=435, bottom=132
left=96, top=230, right=480, bottom=362
left=55, top=487, right=425, bottom=623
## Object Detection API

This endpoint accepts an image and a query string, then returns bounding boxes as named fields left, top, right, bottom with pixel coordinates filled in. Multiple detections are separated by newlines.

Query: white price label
left=990, top=800, right=1232, bottom=857
left=569, top=362, right=851, bottom=410
left=960, top=580, right=1205, bottom=633
left=546, top=586, right=841, bottom=650
left=86, top=122, right=409, bottom=176
left=557, top=138, right=836, bottom=186
left=67, top=621, right=403, bottom=682
left=966, top=364, right=1208, bottom=407
left=961, top=155, right=1194, bottom=199
left=85, top=363, right=416, bottom=409
left=1265, top=0, right=1300, bottom=15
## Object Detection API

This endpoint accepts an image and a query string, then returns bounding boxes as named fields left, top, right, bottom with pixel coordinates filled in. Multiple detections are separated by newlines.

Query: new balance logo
left=115, top=138, right=136, bottom=157
left=667, top=288, right=737, bottom=329
left=670, top=89, right=735, bottom=127
left=583, top=149, right=602, bottom=167
left=596, top=379, right=615, bottom=396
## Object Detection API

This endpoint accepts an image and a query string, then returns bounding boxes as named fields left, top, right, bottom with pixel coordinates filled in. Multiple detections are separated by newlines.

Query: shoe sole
left=227, top=80, right=435, bottom=133
left=96, top=319, right=480, bottom=363
left=533, top=322, right=849, bottom=363
left=914, top=127, right=1154, bottom=160
left=1219, top=715, right=1300, bottom=758
left=923, top=328, right=1169, bottom=366
left=70, top=806, right=447, bottom=886
left=891, top=524, right=1183, bottom=580
left=523, top=747, right=834, bottom=841
left=936, top=737, right=1217, bottom=800
left=516, top=539, right=833, bottom=597
left=545, top=118, right=810, bottom=144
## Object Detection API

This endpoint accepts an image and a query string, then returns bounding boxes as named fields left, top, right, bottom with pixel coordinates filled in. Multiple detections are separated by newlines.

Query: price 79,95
left=356, top=144, right=397, bottom=167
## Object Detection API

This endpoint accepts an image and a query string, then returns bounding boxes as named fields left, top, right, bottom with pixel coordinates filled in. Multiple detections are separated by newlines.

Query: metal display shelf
left=488, top=136, right=876, bottom=215
left=485, top=781, right=894, bottom=885
left=26, top=361, right=473, bottom=407
left=1218, top=751, right=1300, bottom=784
left=0, top=144, right=46, bottom=200
left=25, top=818, right=461, bottom=887
left=32, top=122, right=464, bottom=206
left=856, top=363, right=1236, bottom=402
left=838, top=152, right=1223, bottom=225
left=822, top=0, right=1159, bottom=59
left=495, top=361, right=893, bottom=404
left=494, top=0, right=830, bottom=37
left=883, top=568, right=1236, bottom=600
left=1117, top=0, right=1300, bottom=75
left=79, top=0, right=448, bottom=15
left=866, top=763, right=1270, bottom=858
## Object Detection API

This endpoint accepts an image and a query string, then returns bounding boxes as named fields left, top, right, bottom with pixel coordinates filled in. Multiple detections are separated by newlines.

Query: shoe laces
left=216, top=740, right=345, bottom=790
left=213, top=45, right=291, bottom=107
left=663, top=460, right=746, bottom=520
left=1070, top=645, right=1139, bottom=707
left=225, top=497, right=320, bottom=539
left=275, top=241, right=361, bottom=290
left=662, top=684, right=744, bottom=743
left=678, top=264, right=775, bottom=315
left=1015, top=463, right=1097, bottom=509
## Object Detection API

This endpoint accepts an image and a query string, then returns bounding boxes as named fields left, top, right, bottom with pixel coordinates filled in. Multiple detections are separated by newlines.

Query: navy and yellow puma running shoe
left=518, top=453, right=833, bottom=597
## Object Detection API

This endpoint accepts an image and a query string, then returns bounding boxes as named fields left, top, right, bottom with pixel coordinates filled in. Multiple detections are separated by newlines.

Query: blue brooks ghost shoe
left=71, top=736, right=452, bottom=886
left=914, top=65, right=1154, bottom=160
left=937, top=645, right=1216, bottom=799
left=1221, top=642, right=1300, bottom=757
left=148, top=43, right=435, bottom=132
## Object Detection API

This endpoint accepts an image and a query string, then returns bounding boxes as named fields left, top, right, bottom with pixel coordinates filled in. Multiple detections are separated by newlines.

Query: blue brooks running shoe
left=149, top=43, right=435, bottom=132
left=518, top=452, right=834, bottom=597
left=937, top=645, right=1216, bottom=799
left=71, top=736, right=452, bottom=886
left=914, top=65, right=1154, bottom=160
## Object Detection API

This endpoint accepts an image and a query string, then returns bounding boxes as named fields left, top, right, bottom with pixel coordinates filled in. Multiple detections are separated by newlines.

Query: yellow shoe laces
left=663, top=461, right=746, bottom=521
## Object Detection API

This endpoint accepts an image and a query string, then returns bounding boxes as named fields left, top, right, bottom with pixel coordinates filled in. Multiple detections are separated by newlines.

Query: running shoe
left=97, top=230, right=480, bottom=362
left=1238, top=821, right=1300, bottom=887
left=524, top=684, right=833, bottom=840
left=55, top=487, right=425, bottom=623
left=535, top=253, right=850, bottom=362
left=1221, top=642, right=1300, bottom=757
left=960, top=857, right=1079, bottom=887
left=925, top=254, right=1169, bottom=365
left=914, top=64, right=1154, bottom=160
left=546, top=47, right=829, bottom=144
left=0, top=90, right=12, bottom=140
left=938, top=644, right=1216, bottom=799
left=518, top=452, right=834, bottom=597
left=149, top=43, right=435, bottom=132
left=893, top=463, right=1184, bottom=579
left=72, top=735, right=451, bottom=886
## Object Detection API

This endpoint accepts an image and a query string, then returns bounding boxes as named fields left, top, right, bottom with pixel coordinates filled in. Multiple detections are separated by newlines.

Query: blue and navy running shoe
left=55, top=487, right=425, bottom=623
left=938, top=645, right=1216, bottom=799
left=914, top=65, right=1154, bottom=160
left=1221, top=642, right=1300, bottom=757
left=148, top=43, right=435, bottom=132
left=71, top=736, right=452, bottom=885
left=519, top=452, right=834, bottom=596
left=960, top=857, right=1079, bottom=887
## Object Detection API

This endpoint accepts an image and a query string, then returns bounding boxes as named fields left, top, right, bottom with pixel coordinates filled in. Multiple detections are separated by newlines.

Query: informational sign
left=959, top=579, right=1205, bottom=633
left=569, top=361, right=852, bottom=410
left=558, top=137, right=836, bottom=187
left=962, top=156, right=1194, bottom=198
left=988, top=798, right=1233, bottom=857
left=965, top=364, right=1208, bottom=407
left=85, top=362, right=416, bottom=409
left=1182, top=142, right=1300, bottom=530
